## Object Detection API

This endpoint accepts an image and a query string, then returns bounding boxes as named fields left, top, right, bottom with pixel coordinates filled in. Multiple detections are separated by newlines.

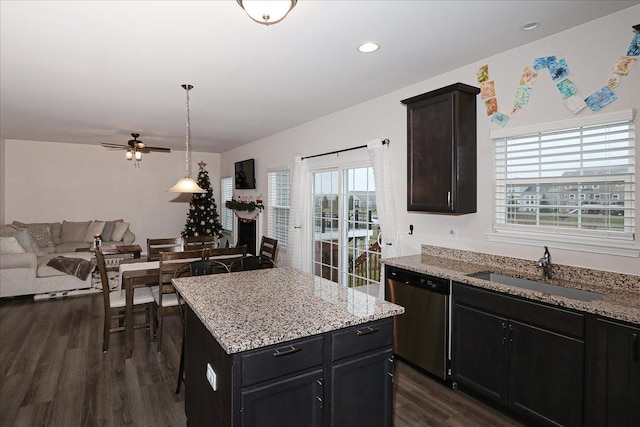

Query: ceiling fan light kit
left=237, top=0, right=296, bottom=26
left=101, top=132, right=170, bottom=167
left=167, top=84, right=206, bottom=194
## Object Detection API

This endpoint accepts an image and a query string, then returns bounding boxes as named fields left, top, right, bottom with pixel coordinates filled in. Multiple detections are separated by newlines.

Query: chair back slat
left=184, top=236, right=219, bottom=252
left=159, top=249, right=206, bottom=292
left=207, top=245, right=248, bottom=265
left=147, top=237, right=184, bottom=261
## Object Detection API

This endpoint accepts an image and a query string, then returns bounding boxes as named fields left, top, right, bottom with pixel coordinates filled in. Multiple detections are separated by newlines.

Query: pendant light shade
left=167, top=84, right=206, bottom=194
left=237, top=0, right=296, bottom=26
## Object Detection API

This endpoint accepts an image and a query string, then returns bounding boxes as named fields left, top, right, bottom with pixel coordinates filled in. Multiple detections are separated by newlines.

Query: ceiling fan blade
left=101, top=143, right=128, bottom=149
left=144, top=146, right=171, bottom=153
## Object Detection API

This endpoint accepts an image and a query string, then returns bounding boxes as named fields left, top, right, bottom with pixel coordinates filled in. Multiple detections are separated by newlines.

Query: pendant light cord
left=183, top=84, right=193, bottom=178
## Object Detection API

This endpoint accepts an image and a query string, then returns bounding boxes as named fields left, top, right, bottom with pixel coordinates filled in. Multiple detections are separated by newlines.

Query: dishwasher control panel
left=386, top=266, right=450, bottom=295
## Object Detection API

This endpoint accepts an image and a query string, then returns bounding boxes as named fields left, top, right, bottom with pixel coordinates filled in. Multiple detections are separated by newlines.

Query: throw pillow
left=101, top=219, right=123, bottom=242
left=85, top=221, right=106, bottom=243
left=0, top=236, right=26, bottom=254
left=60, top=221, right=91, bottom=243
left=0, top=228, right=35, bottom=253
left=27, top=226, right=55, bottom=248
left=111, top=221, right=130, bottom=242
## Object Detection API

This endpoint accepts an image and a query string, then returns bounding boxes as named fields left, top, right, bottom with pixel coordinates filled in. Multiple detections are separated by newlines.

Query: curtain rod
left=301, top=139, right=389, bottom=161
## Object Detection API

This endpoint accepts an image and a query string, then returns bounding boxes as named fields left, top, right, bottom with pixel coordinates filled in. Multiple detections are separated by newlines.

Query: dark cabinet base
left=184, top=307, right=394, bottom=426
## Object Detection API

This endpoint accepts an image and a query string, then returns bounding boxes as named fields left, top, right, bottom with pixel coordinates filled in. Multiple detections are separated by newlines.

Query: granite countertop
left=383, top=246, right=640, bottom=325
left=172, top=267, right=404, bottom=354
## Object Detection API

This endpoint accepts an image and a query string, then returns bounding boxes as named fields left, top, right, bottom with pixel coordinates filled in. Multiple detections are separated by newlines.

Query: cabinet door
left=452, top=304, right=508, bottom=404
left=240, top=369, right=323, bottom=427
left=330, top=348, right=394, bottom=427
left=592, top=318, right=640, bottom=427
left=508, top=320, right=584, bottom=427
left=406, top=92, right=455, bottom=213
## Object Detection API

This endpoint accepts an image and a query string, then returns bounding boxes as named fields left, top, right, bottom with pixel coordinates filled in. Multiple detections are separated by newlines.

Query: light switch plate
left=206, top=363, right=217, bottom=391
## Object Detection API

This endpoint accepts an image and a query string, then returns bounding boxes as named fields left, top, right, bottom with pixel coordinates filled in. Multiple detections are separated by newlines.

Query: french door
left=311, top=166, right=381, bottom=287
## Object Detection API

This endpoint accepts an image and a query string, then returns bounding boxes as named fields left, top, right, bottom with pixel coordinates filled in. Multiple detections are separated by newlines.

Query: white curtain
left=368, top=138, right=400, bottom=259
left=286, top=155, right=309, bottom=271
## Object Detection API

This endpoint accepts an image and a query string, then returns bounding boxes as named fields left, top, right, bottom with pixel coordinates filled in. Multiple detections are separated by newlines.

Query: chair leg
left=156, top=312, right=163, bottom=351
left=103, top=314, right=110, bottom=353
left=148, top=303, right=156, bottom=342
left=176, top=328, right=186, bottom=394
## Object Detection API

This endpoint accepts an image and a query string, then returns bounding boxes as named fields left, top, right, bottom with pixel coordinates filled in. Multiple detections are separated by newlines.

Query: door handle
left=633, top=333, right=638, bottom=361
left=447, top=191, right=451, bottom=208
left=501, top=322, right=507, bottom=345
left=508, top=324, right=514, bottom=347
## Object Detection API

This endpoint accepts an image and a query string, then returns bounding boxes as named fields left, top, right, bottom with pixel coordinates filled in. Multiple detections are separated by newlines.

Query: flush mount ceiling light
left=167, top=84, right=206, bottom=194
left=358, top=41, right=380, bottom=53
left=237, top=0, right=297, bottom=26
left=521, top=22, right=540, bottom=31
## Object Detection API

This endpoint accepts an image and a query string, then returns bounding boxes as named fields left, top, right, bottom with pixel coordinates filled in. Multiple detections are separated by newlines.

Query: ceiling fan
left=101, top=133, right=171, bottom=167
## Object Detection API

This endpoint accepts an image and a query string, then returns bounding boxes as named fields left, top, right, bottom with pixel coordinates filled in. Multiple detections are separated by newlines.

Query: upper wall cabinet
left=401, top=83, right=480, bottom=214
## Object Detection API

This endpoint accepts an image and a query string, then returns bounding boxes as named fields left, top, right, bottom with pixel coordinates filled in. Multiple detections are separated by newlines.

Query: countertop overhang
left=172, top=267, right=404, bottom=354
left=383, top=252, right=640, bottom=325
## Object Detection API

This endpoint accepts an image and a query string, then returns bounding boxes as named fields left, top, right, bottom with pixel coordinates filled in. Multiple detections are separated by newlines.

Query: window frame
left=488, top=109, right=638, bottom=257
left=267, top=167, right=290, bottom=248
left=220, top=176, right=233, bottom=232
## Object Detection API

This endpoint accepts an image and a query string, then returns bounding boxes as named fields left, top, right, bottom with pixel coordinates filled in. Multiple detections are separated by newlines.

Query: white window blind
left=221, top=176, right=233, bottom=231
left=267, top=168, right=290, bottom=246
left=493, top=111, right=635, bottom=241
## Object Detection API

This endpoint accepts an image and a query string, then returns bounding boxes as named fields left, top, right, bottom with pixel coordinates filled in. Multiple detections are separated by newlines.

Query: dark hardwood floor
left=0, top=294, right=524, bottom=426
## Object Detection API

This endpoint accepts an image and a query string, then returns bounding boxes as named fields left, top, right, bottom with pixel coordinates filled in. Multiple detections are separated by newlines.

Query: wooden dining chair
left=147, top=237, right=184, bottom=261
left=259, top=236, right=278, bottom=264
left=229, top=255, right=276, bottom=272
left=184, top=235, right=219, bottom=252
left=174, top=259, right=230, bottom=394
left=153, top=249, right=205, bottom=351
left=207, top=244, right=248, bottom=266
left=96, top=250, right=155, bottom=353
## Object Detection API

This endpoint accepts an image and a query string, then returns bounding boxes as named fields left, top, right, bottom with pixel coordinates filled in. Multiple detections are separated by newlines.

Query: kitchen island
left=172, top=267, right=404, bottom=427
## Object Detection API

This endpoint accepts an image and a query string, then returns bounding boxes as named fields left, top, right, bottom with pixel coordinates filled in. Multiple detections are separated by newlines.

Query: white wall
left=2, top=139, right=221, bottom=249
left=221, top=7, right=640, bottom=276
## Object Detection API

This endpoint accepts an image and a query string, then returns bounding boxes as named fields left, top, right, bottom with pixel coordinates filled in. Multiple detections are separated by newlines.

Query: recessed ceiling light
left=358, top=42, right=379, bottom=53
left=521, top=22, right=540, bottom=31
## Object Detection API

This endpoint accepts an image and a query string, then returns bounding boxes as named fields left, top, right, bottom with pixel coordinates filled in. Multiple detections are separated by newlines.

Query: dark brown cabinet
left=585, top=316, right=640, bottom=427
left=184, top=306, right=394, bottom=426
left=452, top=282, right=585, bottom=427
left=401, top=83, right=479, bottom=214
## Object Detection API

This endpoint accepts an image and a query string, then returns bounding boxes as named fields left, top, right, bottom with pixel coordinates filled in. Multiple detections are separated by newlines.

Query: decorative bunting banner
left=478, top=31, right=640, bottom=127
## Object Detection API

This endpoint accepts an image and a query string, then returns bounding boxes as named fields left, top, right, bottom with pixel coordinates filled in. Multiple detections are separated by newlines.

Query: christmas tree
left=182, top=161, right=223, bottom=239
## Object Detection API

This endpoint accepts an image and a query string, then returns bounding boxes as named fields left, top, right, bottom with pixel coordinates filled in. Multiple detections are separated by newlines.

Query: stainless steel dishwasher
left=385, top=266, right=450, bottom=380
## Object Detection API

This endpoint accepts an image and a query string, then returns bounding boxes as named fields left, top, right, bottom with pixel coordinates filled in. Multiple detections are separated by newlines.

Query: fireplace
left=236, top=220, right=257, bottom=255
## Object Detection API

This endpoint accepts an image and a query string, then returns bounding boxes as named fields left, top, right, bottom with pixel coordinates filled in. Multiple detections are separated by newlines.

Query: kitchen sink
left=469, top=272, right=603, bottom=302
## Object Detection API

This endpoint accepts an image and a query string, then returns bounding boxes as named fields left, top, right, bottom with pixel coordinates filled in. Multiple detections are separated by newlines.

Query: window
left=311, top=166, right=380, bottom=287
left=221, top=176, right=233, bottom=231
left=267, top=168, right=290, bottom=246
left=493, top=110, right=635, bottom=242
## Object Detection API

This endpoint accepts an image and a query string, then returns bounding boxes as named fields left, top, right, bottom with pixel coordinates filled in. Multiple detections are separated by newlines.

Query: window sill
left=486, top=230, right=639, bottom=257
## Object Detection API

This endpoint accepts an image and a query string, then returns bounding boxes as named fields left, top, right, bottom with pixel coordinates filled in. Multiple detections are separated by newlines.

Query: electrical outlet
left=449, top=228, right=457, bottom=240
left=206, top=363, right=217, bottom=391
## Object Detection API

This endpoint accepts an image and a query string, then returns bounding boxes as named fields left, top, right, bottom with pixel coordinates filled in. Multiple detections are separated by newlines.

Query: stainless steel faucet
left=537, top=246, right=552, bottom=280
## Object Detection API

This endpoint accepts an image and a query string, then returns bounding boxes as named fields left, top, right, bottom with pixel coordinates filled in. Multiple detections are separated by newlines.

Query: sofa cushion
left=60, top=221, right=91, bottom=243
left=55, top=242, right=90, bottom=254
left=0, top=252, right=37, bottom=269
left=13, top=221, right=62, bottom=244
left=85, top=221, right=106, bottom=243
left=0, top=236, right=26, bottom=254
left=112, top=221, right=130, bottom=242
left=101, top=219, right=123, bottom=242
left=27, top=226, right=54, bottom=248
left=0, top=228, right=35, bottom=253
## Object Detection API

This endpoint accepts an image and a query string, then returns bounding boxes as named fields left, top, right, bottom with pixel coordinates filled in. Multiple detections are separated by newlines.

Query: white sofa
left=0, top=219, right=135, bottom=298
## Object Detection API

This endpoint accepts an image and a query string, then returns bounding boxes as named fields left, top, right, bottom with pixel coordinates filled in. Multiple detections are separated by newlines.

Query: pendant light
left=167, top=84, right=206, bottom=193
left=237, top=0, right=297, bottom=26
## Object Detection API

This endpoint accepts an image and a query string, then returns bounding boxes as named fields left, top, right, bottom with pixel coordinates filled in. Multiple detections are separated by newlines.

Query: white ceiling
left=1, top=0, right=638, bottom=153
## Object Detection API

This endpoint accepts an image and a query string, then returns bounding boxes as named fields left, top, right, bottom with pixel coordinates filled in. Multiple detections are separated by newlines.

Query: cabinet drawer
left=241, top=336, right=324, bottom=387
left=332, top=318, right=393, bottom=361
left=453, top=283, right=584, bottom=339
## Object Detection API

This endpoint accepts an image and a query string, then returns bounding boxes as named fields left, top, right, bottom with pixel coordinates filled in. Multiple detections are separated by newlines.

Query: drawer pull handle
left=356, top=327, right=379, bottom=336
left=273, top=346, right=302, bottom=357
